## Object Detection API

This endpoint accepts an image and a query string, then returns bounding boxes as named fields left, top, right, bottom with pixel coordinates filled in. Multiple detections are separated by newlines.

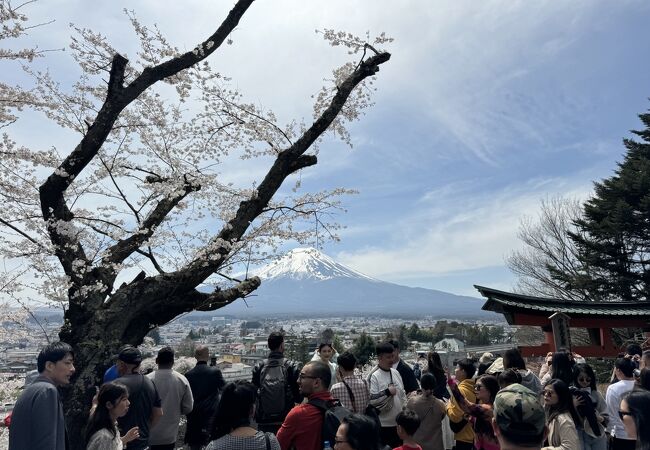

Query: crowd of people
left=7, top=335, right=650, bottom=450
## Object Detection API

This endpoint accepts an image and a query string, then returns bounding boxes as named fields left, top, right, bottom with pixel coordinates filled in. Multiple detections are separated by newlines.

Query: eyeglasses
left=298, top=373, right=317, bottom=380
left=618, top=410, right=633, bottom=420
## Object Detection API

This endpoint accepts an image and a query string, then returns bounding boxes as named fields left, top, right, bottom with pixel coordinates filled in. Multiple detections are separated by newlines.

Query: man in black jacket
left=184, top=345, right=225, bottom=450
left=251, top=331, right=302, bottom=433
left=389, top=339, right=419, bottom=395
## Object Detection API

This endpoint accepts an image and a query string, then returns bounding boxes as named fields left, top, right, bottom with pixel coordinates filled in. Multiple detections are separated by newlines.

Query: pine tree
left=351, top=332, right=376, bottom=366
left=564, top=111, right=650, bottom=301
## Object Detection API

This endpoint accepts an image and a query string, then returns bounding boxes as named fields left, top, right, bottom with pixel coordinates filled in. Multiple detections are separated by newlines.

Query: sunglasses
left=618, top=410, right=633, bottom=420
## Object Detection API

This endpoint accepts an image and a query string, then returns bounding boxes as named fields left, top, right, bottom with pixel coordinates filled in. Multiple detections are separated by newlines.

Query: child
left=394, top=409, right=422, bottom=450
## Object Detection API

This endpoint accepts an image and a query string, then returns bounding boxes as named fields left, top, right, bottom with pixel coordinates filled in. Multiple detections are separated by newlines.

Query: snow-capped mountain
left=212, top=247, right=494, bottom=318
left=255, top=247, right=376, bottom=281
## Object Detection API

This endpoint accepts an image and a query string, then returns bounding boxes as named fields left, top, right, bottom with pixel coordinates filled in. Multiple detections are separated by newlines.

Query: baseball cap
left=493, top=383, right=545, bottom=444
left=485, top=357, right=504, bottom=375
left=479, top=352, right=495, bottom=365
left=117, top=346, right=142, bottom=365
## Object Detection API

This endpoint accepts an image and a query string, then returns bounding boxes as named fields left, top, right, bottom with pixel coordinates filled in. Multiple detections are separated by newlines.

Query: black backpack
left=257, top=358, right=288, bottom=422
left=308, top=398, right=352, bottom=449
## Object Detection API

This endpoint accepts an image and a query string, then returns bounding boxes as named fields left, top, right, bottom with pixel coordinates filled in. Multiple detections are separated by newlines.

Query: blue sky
left=7, top=0, right=650, bottom=298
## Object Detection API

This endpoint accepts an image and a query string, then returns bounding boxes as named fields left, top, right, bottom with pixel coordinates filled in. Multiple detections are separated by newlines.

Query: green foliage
left=285, top=333, right=311, bottom=364
left=332, top=333, right=346, bottom=354
left=406, top=321, right=505, bottom=346
left=558, top=112, right=650, bottom=301
left=187, top=329, right=200, bottom=340
left=176, top=337, right=196, bottom=357
left=321, top=328, right=335, bottom=343
left=351, top=332, right=376, bottom=366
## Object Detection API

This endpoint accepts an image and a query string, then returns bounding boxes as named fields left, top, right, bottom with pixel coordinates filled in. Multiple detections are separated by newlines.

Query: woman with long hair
left=207, top=380, right=280, bottom=450
left=542, top=352, right=574, bottom=385
left=311, top=342, right=338, bottom=388
left=542, top=379, right=580, bottom=450
left=447, top=373, right=501, bottom=450
left=406, top=373, right=446, bottom=450
left=85, top=382, right=139, bottom=450
left=572, top=363, right=608, bottom=450
left=425, top=351, right=448, bottom=399
left=620, top=390, right=650, bottom=450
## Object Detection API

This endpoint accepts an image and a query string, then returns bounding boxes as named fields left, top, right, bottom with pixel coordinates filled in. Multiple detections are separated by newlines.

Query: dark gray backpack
left=257, top=358, right=288, bottom=422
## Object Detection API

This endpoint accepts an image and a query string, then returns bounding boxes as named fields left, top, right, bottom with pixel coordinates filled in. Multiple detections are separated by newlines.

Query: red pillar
left=544, top=329, right=555, bottom=352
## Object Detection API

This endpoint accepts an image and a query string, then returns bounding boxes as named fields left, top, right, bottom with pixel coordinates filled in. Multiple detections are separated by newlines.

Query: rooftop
left=475, top=285, right=650, bottom=324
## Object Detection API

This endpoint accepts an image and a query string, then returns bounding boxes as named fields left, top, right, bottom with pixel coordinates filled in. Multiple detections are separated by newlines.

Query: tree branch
left=0, top=217, right=43, bottom=248
left=103, top=175, right=201, bottom=265
left=167, top=50, right=391, bottom=287
left=194, top=277, right=261, bottom=311
left=135, top=247, right=166, bottom=274
left=39, top=0, right=255, bottom=283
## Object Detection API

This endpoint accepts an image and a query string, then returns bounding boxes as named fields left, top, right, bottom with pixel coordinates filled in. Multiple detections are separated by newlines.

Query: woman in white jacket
left=542, top=379, right=580, bottom=450
left=311, top=342, right=338, bottom=388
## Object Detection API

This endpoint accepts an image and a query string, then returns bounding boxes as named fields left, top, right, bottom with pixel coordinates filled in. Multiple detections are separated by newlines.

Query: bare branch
left=0, top=216, right=43, bottom=247
left=169, top=50, right=391, bottom=288
left=103, top=175, right=201, bottom=265
left=38, top=0, right=255, bottom=281
left=135, top=247, right=166, bottom=274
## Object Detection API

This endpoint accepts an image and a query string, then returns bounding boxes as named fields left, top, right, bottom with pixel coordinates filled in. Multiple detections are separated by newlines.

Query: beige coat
left=542, top=412, right=579, bottom=450
left=407, top=392, right=446, bottom=450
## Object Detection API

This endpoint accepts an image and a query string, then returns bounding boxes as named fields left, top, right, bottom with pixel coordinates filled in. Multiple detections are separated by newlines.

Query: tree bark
left=48, top=4, right=391, bottom=448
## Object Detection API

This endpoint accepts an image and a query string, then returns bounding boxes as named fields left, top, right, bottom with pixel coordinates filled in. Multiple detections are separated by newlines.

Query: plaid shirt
left=331, top=375, right=370, bottom=413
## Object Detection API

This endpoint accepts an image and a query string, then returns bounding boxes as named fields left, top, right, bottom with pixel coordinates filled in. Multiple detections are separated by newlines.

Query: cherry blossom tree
left=1, top=0, right=391, bottom=444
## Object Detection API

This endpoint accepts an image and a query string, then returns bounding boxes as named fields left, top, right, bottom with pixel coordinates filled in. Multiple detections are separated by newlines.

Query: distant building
left=433, top=334, right=467, bottom=370
left=221, top=363, right=252, bottom=382
left=211, top=316, right=227, bottom=326
left=434, top=334, right=466, bottom=352
left=252, top=341, right=269, bottom=356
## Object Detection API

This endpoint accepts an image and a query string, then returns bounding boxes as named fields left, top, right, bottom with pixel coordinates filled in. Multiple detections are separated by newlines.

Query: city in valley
left=1, top=311, right=512, bottom=389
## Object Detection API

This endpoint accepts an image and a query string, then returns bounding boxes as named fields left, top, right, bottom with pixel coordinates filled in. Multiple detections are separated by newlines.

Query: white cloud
left=336, top=175, right=594, bottom=279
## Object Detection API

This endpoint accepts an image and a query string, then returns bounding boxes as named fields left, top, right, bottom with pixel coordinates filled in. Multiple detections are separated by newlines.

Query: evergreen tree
left=562, top=111, right=650, bottom=301
left=396, top=325, right=409, bottom=350
left=408, top=323, right=420, bottom=340
left=351, top=332, right=376, bottom=366
left=332, top=334, right=346, bottom=354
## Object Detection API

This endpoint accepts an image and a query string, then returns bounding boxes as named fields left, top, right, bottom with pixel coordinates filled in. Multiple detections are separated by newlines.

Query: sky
left=6, top=0, right=650, bottom=298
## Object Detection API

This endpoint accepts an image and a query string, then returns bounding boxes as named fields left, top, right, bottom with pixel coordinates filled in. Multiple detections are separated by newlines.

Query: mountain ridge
left=210, top=247, right=495, bottom=319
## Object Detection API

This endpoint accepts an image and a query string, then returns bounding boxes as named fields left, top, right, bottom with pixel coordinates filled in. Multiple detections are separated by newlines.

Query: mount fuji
left=211, top=247, right=494, bottom=318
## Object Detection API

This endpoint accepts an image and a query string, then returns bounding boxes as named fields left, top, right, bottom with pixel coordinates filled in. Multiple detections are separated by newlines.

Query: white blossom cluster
left=0, top=4, right=390, bottom=312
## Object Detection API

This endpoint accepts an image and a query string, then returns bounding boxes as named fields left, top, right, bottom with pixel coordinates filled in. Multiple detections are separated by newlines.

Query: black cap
left=118, top=346, right=142, bottom=365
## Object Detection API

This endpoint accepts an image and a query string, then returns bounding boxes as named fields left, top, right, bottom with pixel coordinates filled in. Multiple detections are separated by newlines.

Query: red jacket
left=276, top=391, right=333, bottom=450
